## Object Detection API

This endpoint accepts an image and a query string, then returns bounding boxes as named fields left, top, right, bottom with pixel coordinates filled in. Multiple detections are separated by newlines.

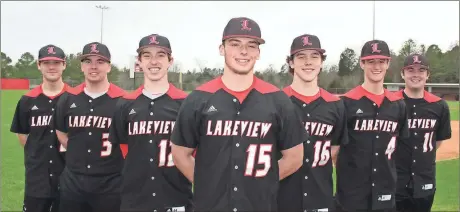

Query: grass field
left=1, top=90, right=459, bottom=211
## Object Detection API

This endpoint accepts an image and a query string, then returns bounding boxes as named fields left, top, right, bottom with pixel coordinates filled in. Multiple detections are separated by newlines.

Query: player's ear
left=168, top=55, right=174, bottom=67
left=359, top=60, right=365, bottom=70
left=219, top=42, right=225, bottom=56
left=289, top=59, right=294, bottom=69
left=400, top=69, right=405, bottom=80
left=36, top=61, right=42, bottom=70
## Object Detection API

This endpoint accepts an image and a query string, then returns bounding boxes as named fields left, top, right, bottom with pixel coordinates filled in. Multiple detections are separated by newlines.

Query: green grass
left=1, top=90, right=459, bottom=211
left=447, top=101, right=459, bottom=121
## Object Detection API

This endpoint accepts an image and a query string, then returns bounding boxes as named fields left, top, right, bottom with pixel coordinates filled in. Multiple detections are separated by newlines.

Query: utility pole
left=372, top=0, right=376, bottom=40
left=96, top=5, right=109, bottom=43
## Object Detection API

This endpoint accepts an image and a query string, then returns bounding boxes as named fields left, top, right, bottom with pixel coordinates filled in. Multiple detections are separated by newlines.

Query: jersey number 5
left=312, top=140, right=331, bottom=167
left=101, top=133, right=112, bottom=157
left=245, top=144, right=273, bottom=177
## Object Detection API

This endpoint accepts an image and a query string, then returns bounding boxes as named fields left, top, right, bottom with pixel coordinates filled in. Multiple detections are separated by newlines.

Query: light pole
left=96, top=5, right=109, bottom=43
left=372, top=0, right=376, bottom=40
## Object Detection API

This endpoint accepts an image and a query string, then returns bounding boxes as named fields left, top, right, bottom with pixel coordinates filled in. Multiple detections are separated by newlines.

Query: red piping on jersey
left=196, top=76, right=279, bottom=94
left=344, top=85, right=401, bottom=107
left=25, top=83, right=71, bottom=99
left=120, top=144, right=128, bottom=159
left=393, top=89, right=441, bottom=103
left=123, top=83, right=187, bottom=100
left=283, top=86, right=339, bottom=104
left=68, top=83, right=125, bottom=98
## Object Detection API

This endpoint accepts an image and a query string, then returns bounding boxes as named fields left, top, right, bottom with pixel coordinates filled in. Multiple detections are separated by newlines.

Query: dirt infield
left=436, top=121, right=459, bottom=161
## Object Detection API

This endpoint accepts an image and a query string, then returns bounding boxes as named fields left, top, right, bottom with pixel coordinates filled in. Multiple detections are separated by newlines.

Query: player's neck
left=41, top=79, right=65, bottom=96
left=84, top=79, right=110, bottom=94
left=143, top=77, right=170, bottom=94
left=222, top=66, right=254, bottom=92
left=291, top=75, right=320, bottom=96
left=403, top=87, right=424, bottom=99
left=362, top=80, right=384, bottom=95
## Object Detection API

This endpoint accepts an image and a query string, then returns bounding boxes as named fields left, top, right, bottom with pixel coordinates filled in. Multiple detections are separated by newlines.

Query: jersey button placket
left=231, top=97, right=241, bottom=211
left=87, top=98, right=93, bottom=171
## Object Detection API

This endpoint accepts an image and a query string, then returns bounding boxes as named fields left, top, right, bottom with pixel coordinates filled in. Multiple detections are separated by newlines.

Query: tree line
left=1, top=39, right=458, bottom=91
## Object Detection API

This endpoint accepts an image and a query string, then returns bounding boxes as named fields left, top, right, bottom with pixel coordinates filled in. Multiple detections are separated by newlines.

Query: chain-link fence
left=26, top=72, right=459, bottom=100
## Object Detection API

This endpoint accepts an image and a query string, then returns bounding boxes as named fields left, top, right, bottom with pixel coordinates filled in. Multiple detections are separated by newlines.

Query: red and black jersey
left=53, top=83, right=125, bottom=193
left=279, top=86, right=348, bottom=211
left=335, top=85, right=410, bottom=211
left=394, top=90, right=451, bottom=198
left=10, top=84, right=70, bottom=198
left=171, top=76, right=308, bottom=212
left=108, top=84, right=193, bottom=211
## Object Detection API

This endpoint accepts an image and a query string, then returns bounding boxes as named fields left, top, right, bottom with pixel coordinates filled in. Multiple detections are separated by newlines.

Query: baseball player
left=170, top=17, right=307, bottom=211
left=10, top=44, right=69, bottom=212
left=335, top=40, right=410, bottom=212
left=54, top=42, right=126, bottom=212
left=279, top=34, right=348, bottom=212
left=394, top=54, right=452, bottom=212
left=108, top=34, right=193, bottom=212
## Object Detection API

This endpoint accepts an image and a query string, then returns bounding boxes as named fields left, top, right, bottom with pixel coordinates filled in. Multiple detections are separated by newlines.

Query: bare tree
left=194, top=58, right=208, bottom=72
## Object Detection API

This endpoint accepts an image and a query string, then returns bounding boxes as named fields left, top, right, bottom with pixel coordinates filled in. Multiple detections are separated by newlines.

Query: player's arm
left=54, top=93, right=69, bottom=148
left=171, top=93, right=200, bottom=183
left=108, top=99, right=129, bottom=158
left=276, top=94, right=307, bottom=180
left=331, top=100, right=349, bottom=165
left=10, top=96, right=30, bottom=147
left=398, top=100, right=410, bottom=141
left=436, top=100, right=452, bottom=149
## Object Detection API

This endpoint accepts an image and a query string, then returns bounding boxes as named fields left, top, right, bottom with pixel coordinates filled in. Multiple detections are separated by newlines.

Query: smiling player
left=171, top=17, right=307, bottom=211
left=11, top=44, right=70, bottom=212
left=335, top=40, right=410, bottom=212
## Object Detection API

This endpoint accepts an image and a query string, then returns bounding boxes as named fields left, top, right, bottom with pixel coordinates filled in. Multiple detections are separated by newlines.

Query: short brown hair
left=138, top=51, right=173, bottom=62
left=286, top=53, right=327, bottom=74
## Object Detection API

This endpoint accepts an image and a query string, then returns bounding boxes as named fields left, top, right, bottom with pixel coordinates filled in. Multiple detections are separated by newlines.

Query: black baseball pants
left=23, top=195, right=60, bottom=212
left=396, top=193, right=435, bottom=212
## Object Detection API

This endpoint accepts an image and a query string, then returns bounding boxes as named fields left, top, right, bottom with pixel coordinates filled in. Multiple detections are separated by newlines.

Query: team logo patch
left=166, top=206, right=185, bottom=212
left=207, top=105, right=217, bottom=113
left=422, top=184, right=433, bottom=190
left=378, top=194, right=392, bottom=201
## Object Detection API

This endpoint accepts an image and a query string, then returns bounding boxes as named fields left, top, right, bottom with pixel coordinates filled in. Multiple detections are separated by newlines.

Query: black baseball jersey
left=171, top=76, right=308, bottom=212
left=335, top=85, right=410, bottom=211
left=10, top=84, right=70, bottom=198
left=108, top=84, right=193, bottom=211
left=279, top=87, right=348, bottom=211
left=394, top=90, right=451, bottom=198
left=53, top=83, right=125, bottom=193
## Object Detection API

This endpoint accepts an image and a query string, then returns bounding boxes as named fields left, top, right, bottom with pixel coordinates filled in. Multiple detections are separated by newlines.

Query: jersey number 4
left=385, top=136, right=396, bottom=159
left=312, top=140, right=331, bottom=167
left=245, top=144, right=272, bottom=177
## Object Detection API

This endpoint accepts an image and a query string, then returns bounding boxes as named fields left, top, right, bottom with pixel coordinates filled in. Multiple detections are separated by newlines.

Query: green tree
left=1, top=52, right=14, bottom=77
left=338, top=48, right=358, bottom=76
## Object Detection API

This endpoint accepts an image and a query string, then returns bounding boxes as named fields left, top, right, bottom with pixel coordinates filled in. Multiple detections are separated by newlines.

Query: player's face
left=402, top=65, right=429, bottom=90
left=290, top=50, right=322, bottom=83
left=360, top=59, right=390, bottom=83
left=139, top=47, right=173, bottom=82
left=37, top=60, right=66, bottom=82
left=220, top=37, right=260, bottom=75
left=81, top=56, right=111, bottom=83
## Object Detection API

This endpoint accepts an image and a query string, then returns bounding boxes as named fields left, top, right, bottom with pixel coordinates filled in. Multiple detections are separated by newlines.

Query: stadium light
left=96, top=5, right=109, bottom=43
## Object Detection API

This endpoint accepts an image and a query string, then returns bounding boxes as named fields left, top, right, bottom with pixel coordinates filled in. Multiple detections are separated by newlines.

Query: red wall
left=1, top=79, right=30, bottom=90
